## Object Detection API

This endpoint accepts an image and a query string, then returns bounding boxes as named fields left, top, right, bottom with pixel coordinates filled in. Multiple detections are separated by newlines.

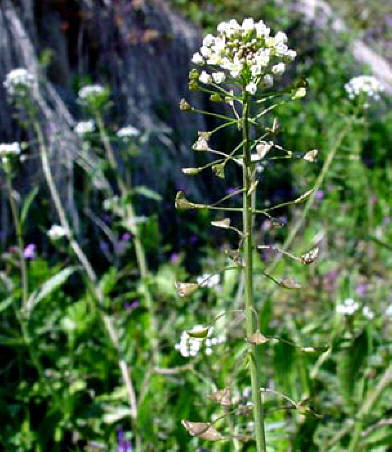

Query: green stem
left=6, top=172, right=28, bottom=307
left=33, top=120, right=138, bottom=422
left=95, top=113, right=160, bottom=366
left=242, top=92, right=267, bottom=452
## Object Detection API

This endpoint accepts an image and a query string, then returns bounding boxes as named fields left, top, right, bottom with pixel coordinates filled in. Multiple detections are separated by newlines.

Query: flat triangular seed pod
left=300, top=247, right=319, bottom=264
left=211, top=218, right=231, bottom=229
left=303, top=149, right=318, bottom=162
left=281, top=278, right=302, bottom=289
left=208, top=388, right=232, bottom=406
left=175, top=282, right=199, bottom=297
left=181, top=420, right=224, bottom=441
left=187, top=325, right=209, bottom=338
left=248, top=331, right=269, bottom=344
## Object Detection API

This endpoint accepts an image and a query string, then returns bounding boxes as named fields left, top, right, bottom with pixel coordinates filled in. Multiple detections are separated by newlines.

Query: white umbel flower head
left=74, top=120, right=95, bottom=136
left=117, top=125, right=140, bottom=139
left=78, top=84, right=109, bottom=110
left=196, top=273, right=220, bottom=288
left=190, top=18, right=296, bottom=94
left=175, top=325, right=225, bottom=357
left=0, top=142, right=21, bottom=157
left=345, top=75, right=383, bottom=105
left=48, top=224, right=67, bottom=240
left=4, top=68, right=35, bottom=97
left=336, top=298, right=360, bottom=316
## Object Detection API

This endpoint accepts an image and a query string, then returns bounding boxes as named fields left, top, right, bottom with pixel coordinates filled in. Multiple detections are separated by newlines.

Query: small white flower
left=117, top=125, right=140, bottom=139
left=362, top=306, right=374, bottom=320
left=386, top=305, right=392, bottom=317
left=212, top=72, right=226, bottom=84
left=262, top=74, right=274, bottom=88
left=246, top=82, right=258, bottom=95
left=336, top=298, right=360, bottom=316
left=199, top=70, right=212, bottom=84
left=272, top=63, right=285, bottom=76
left=74, top=120, right=95, bottom=136
left=203, top=34, right=215, bottom=47
left=274, top=31, right=288, bottom=44
left=175, top=325, right=224, bottom=357
left=196, top=273, right=220, bottom=288
left=4, top=68, right=35, bottom=96
left=192, top=52, right=204, bottom=65
left=48, top=224, right=67, bottom=240
left=242, top=18, right=255, bottom=31
left=0, top=142, right=21, bottom=157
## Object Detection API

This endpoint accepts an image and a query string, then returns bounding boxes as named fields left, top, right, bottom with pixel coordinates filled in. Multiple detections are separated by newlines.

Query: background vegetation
left=0, top=0, right=391, bottom=451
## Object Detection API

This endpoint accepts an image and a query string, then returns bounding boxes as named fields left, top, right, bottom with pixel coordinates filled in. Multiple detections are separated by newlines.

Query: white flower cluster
left=117, top=125, right=140, bottom=139
left=0, top=142, right=21, bottom=157
left=175, top=325, right=225, bottom=357
left=74, top=120, right=95, bottom=136
left=48, top=224, right=67, bottom=240
left=362, top=305, right=374, bottom=320
left=336, top=298, right=359, bottom=316
left=78, top=84, right=105, bottom=102
left=3, top=68, right=35, bottom=97
left=345, top=75, right=383, bottom=104
left=196, top=273, right=220, bottom=288
left=192, top=18, right=296, bottom=94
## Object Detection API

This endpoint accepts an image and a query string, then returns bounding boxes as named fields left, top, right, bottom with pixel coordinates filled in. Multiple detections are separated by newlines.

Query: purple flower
left=170, top=252, right=180, bottom=264
left=355, top=283, right=368, bottom=297
left=121, top=233, right=132, bottom=242
left=123, top=299, right=140, bottom=311
left=117, top=428, right=133, bottom=452
left=315, top=190, right=324, bottom=200
left=370, top=195, right=378, bottom=205
left=23, top=243, right=36, bottom=259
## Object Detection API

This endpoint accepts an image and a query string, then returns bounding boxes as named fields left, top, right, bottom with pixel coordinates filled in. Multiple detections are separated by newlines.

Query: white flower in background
left=78, top=84, right=105, bottom=102
left=345, top=75, right=383, bottom=104
left=362, top=306, right=374, bottom=320
left=386, top=304, right=392, bottom=317
left=0, top=142, right=21, bottom=157
left=191, top=18, right=296, bottom=92
left=196, top=273, right=220, bottom=288
left=4, top=68, right=35, bottom=96
left=336, top=298, right=360, bottom=316
left=48, top=224, right=67, bottom=240
left=74, top=120, right=95, bottom=136
left=175, top=325, right=225, bottom=357
left=117, top=125, right=140, bottom=139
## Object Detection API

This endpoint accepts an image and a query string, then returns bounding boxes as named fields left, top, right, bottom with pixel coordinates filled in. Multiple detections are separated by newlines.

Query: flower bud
left=179, top=98, right=191, bottom=111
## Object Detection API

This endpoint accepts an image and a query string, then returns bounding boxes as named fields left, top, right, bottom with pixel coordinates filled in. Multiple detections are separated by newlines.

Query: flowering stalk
left=242, top=92, right=267, bottom=451
left=5, top=168, right=28, bottom=307
left=94, top=112, right=160, bottom=366
left=32, top=119, right=138, bottom=422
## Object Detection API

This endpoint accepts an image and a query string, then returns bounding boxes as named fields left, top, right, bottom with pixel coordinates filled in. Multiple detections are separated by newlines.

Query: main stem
left=242, top=93, right=267, bottom=452
left=96, top=113, right=160, bottom=366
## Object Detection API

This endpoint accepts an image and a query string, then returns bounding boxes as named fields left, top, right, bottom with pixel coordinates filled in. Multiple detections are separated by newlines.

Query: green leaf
left=20, top=187, right=39, bottom=227
left=26, top=266, right=76, bottom=312
left=133, top=185, right=162, bottom=201
left=337, top=330, right=368, bottom=410
left=0, top=296, right=14, bottom=314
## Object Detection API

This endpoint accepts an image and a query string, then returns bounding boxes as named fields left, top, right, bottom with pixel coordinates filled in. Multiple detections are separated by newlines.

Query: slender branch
left=33, top=120, right=138, bottom=421
left=95, top=112, right=160, bottom=367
